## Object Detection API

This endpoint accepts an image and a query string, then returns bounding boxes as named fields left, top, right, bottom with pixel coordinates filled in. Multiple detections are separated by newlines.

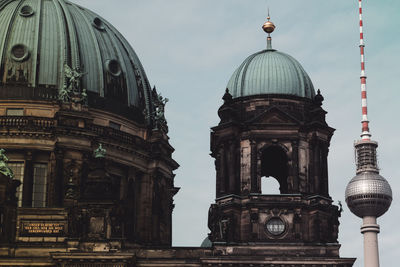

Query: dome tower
left=0, top=0, right=179, bottom=257
left=207, top=14, right=355, bottom=266
left=345, top=1, right=392, bottom=267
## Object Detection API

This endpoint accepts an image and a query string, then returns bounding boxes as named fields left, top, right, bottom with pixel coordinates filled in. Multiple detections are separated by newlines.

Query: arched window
left=261, top=176, right=280, bottom=194
left=260, top=146, right=288, bottom=194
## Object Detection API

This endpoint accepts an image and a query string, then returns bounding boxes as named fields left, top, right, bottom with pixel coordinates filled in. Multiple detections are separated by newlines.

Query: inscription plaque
left=20, top=221, right=66, bottom=236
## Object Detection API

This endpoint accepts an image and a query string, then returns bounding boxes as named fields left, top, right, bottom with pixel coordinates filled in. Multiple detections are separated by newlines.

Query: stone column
left=54, top=149, right=64, bottom=206
left=361, top=216, right=380, bottom=267
left=321, top=145, right=329, bottom=196
left=137, top=172, right=153, bottom=243
left=22, top=151, right=33, bottom=207
left=250, top=141, right=257, bottom=193
left=313, top=141, right=321, bottom=194
left=228, top=141, right=235, bottom=193
left=291, top=140, right=299, bottom=192
left=219, top=145, right=226, bottom=195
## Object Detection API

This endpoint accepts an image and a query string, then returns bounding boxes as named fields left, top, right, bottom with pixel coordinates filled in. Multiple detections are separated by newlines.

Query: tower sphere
left=262, top=20, right=275, bottom=34
left=345, top=171, right=392, bottom=218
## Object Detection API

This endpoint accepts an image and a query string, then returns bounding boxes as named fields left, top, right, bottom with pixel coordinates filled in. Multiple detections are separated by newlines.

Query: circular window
left=19, top=5, right=34, bottom=17
left=105, top=59, right=121, bottom=77
left=92, top=17, right=105, bottom=30
left=265, top=217, right=286, bottom=236
left=10, top=44, right=30, bottom=62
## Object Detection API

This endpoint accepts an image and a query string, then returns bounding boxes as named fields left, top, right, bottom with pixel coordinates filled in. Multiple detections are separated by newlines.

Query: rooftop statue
left=59, top=64, right=87, bottom=104
left=0, top=149, right=14, bottom=179
left=144, top=86, right=169, bottom=133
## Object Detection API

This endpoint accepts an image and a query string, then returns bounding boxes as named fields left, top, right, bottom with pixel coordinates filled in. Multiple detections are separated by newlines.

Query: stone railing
left=88, top=124, right=143, bottom=146
left=0, top=116, right=55, bottom=128
left=0, top=116, right=145, bottom=147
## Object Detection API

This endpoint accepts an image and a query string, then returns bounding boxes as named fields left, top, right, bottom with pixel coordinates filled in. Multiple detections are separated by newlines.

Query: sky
left=71, top=1, right=399, bottom=266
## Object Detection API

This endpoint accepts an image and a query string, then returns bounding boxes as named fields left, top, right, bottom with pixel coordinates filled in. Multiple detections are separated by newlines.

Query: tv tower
left=345, top=1, right=392, bottom=267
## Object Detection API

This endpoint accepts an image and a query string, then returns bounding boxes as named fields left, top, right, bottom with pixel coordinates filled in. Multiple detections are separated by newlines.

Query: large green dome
left=0, top=0, right=154, bottom=122
left=227, top=49, right=315, bottom=99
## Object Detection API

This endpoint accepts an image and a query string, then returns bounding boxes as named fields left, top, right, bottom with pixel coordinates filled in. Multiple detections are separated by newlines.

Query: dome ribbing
left=0, top=0, right=153, bottom=121
left=227, top=49, right=315, bottom=99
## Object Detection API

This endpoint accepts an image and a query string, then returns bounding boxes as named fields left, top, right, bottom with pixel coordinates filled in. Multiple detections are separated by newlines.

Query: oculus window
left=265, top=217, right=286, bottom=236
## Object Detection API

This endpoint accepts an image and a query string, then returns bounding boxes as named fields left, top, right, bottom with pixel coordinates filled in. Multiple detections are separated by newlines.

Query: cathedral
left=0, top=0, right=357, bottom=266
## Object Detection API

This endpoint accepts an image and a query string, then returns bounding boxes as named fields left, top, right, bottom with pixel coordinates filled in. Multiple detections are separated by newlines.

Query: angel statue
left=58, top=64, right=87, bottom=103
left=0, top=149, right=14, bottom=178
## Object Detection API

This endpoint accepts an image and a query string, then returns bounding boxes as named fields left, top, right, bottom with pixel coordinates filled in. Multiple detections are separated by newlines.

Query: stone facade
left=0, top=1, right=355, bottom=266
left=0, top=98, right=179, bottom=262
left=0, top=91, right=355, bottom=266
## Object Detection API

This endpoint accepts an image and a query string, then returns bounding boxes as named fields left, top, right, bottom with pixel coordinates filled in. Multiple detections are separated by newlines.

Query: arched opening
left=261, top=145, right=288, bottom=194
left=261, top=176, right=281, bottom=194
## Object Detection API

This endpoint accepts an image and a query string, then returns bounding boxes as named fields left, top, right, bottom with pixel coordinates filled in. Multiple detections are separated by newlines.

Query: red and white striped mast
left=345, top=1, right=393, bottom=267
left=358, top=0, right=371, bottom=140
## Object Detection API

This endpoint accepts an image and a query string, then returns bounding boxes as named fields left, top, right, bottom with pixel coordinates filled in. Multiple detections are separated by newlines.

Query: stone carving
left=208, top=205, right=234, bottom=243
left=0, top=149, right=14, bottom=179
left=219, top=218, right=230, bottom=240
left=338, top=200, right=343, bottom=214
left=64, top=161, right=80, bottom=200
left=109, top=205, right=124, bottom=238
left=207, top=205, right=219, bottom=241
left=222, top=88, right=233, bottom=103
left=68, top=207, right=83, bottom=238
left=59, top=64, right=87, bottom=104
left=151, top=86, right=169, bottom=133
left=65, top=176, right=77, bottom=200
left=94, top=144, right=106, bottom=158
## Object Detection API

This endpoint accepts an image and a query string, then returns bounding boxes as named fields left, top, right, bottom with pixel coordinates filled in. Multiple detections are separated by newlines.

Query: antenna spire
left=358, top=0, right=371, bottom=140
left=346, top=3, right=392, bottom=267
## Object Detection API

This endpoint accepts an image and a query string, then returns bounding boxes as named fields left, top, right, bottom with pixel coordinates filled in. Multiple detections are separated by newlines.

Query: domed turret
left=227, top=17, right=315, bottom=99
left=226, top=50, right=315, bottom=99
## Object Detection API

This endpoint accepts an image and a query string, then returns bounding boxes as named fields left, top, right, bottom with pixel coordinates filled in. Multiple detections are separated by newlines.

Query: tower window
left=260, top=146, right=288, bottom=194
left=32, top=163, right=48, bottom=208
left=8, top=162, right=24, bottom=207
left=261, top=176, right=281, bottom=195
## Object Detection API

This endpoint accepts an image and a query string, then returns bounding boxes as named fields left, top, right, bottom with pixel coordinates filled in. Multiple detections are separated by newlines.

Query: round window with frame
left=10, top=44, right=30, bottom=62
left=265, top=217, right=286, bottom=236
left=19, top=5, right=34, bottom=17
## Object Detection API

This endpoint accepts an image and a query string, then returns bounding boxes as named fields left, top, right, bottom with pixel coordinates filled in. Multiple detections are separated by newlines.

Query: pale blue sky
left=72, top=1, right=399, bottom=266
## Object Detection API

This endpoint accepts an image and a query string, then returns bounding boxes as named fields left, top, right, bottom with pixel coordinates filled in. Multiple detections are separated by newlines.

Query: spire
left=358, top=0, right=371, bottom=140
left=262, top=9, right=275, bottom=50
left=345, top=2, right=392, bottom=267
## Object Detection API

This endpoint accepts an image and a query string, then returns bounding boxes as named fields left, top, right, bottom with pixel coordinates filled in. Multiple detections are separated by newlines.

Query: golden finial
left=262, top=8, right=275, bottom=34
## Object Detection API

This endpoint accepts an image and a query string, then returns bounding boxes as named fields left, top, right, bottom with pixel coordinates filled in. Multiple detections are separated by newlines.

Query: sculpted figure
left=0, top=149, right=14, bottom=178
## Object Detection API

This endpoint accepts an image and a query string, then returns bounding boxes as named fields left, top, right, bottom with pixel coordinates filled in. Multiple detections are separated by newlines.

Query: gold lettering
left=22, top=222, right=64, bottom=235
